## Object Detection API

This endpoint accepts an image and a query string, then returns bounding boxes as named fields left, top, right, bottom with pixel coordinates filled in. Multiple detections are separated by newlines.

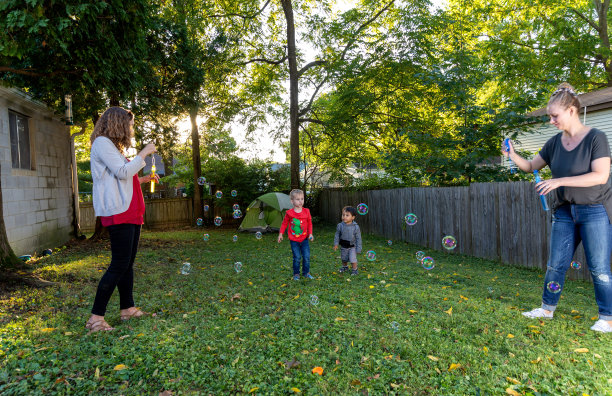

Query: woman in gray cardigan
left=85, top=107, right=157, bottom=333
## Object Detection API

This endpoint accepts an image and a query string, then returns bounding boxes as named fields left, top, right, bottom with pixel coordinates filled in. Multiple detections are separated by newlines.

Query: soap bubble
left=387, top=240, right=392, bottom=246
left=231, top=190, right=237, bottom=197
left=547, top=281, right=561, bottom=294
left=181, top=262, right=191, bottom=275
left=197, top=176, right=206, bottom=185
left=196, top=218, right=203, bottom=226
left=214, top=217, right=222, bottom=226
left=310, top=295, right=319, bottom=306
left=442, top=235, right=457, bottom=250
left=232, top=235, right=238, bottom=242
left=232, top=209, right=242, bottom=219
left=421, top=256, right=435, bottom=270
left=255, top=231, right=262, bottom=240
left=365, top=250, right=376, bottom=261
left=234, top=261, right=243, bottom=273
left=202, top=233, right=210, bottom=241
left=416, top=251, right=425, bottom=261
left=487, top=287, right=494, bottom=294
left=571, top=261, right=582, bottom=270
left=42, top=249, right=53, bottom=256
left=405, top=213, right=418, bottom=225
left=390, top=321, right=400, bottom=333
left=357, top=203, right=369, bottom=215
left=204, top=205, right=210, bottom=212
left=215, top=191, right=223, bottom=199
left=233, top=204, right=240, bottom=211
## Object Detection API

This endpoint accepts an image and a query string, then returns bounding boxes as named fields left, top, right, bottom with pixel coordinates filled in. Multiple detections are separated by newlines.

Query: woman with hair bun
left=503, top=82, right=612, bottom=333
left=85, top=107, right=158, bottom=332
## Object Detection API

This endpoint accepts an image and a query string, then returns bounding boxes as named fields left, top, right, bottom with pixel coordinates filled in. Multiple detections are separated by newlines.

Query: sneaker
left=590, top=319, right=612, bottom=333
left=521, top=308, right=553, bottom=319
left=351, top=269, right=358, bottom=276
left=303, top=273, right=314, bottom=279
left=339, top=266, right=349, bottom=273
left=293, top=274, right=300, bottom=281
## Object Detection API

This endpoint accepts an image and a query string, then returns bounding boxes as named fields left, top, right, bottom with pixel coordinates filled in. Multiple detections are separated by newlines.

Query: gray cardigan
left=90, top=136, right=146, bottom=217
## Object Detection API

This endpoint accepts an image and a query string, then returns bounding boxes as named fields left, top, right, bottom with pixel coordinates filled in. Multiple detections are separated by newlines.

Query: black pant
left=91, top=224, right=141, bottom=316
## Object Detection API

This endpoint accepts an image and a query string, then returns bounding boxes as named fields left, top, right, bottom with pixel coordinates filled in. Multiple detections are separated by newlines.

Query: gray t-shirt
left=539, top=128, right=612, bottom=221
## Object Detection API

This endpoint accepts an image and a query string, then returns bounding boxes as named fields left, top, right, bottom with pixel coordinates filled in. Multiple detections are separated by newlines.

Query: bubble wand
left=533, top=170, right=549, bottom=211
left=503, top=138, right=517, bottom=174
left=150, top=156, right=156, bottom=193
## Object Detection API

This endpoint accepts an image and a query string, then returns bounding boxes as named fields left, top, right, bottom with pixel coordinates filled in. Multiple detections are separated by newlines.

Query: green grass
left=1, top=225, right=612, bottom=395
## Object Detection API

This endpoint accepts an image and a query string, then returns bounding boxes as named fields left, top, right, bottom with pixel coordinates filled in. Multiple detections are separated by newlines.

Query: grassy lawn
left=1, top=225, right=612, bottom=395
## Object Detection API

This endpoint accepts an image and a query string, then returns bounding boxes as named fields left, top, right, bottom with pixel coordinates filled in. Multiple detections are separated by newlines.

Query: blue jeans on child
left=290, top=239, right=310, bottom=275
left=542, top=204, right=612, bottom=320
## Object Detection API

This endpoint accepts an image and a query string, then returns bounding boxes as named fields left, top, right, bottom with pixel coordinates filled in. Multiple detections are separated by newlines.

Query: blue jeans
left=290, top=239, right=310, bottom=275
left=542, top=204, right=612, bottom=320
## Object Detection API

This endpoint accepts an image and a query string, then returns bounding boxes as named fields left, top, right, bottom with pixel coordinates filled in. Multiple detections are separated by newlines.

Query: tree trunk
left=89, top=216, right=109, bottom=241
left=190, top=106, right=204, bottom=221
left=281, top=0, right=301, bottom=190
left=0, top=160, right=21, bottom=269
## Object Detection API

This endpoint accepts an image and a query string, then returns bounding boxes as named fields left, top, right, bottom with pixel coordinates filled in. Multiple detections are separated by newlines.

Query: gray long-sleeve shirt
left=334, top=222, right=362, bottom=254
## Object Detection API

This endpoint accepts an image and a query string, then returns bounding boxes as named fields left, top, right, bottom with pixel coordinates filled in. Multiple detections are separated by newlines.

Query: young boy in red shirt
left=278, top=189, right=314, bottom=280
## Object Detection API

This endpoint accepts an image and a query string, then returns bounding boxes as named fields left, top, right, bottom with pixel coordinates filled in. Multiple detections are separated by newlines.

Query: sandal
left=120, top=307, right=148, bottom=321
left=85, top=318, right=115, bottom=333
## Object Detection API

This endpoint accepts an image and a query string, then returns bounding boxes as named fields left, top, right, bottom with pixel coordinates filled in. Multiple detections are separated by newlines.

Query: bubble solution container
left=533, top=170, right=550, bottom=211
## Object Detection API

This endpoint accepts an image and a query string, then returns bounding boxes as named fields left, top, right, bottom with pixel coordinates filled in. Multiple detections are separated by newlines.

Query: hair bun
left=557, top=82, right=575, bottom=91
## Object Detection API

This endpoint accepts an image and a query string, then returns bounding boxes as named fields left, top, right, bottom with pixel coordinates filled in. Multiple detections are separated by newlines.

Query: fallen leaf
left=483, top=346, right=488, bottom=354
left=574, top=348, right=589, bottom=353
left=312, top=366, right=324, bottom=375
left=94, top=367, right=100, bottom=380
left=448, top=363, right=461, bottom=371
left=507, top=334, right=514, bottom=338
left=369, top=285, right=374, bottom=289
left=334, top=317, right=347, bottom=321
left=231, top=293, right=241, bottom=301
left=505, top=388, right=520, bottom=396
left=113, top=364, right=128, bottom=371
left=460, top=295, right=468, bottom=300
left=351, top=379, right=362, bottom=386
left=408, top=309, right=418, bottom=313
left=594, top=353, right=602, bottom=359
left=159, top=391, right=173, bottom=396
left=506, top=377, right=521, bottom=385
left=444, top=307, right=453, bottom=316
left=64, top=332, right=73, bottom=336
left=40, top=328, right=55, bottom=333
left=530, top=357, right=542, bottom=364
left=427, top=355, right=439, bottom=361
left=249, top=387, right=259, bottom=393
left=284, top=358, right=301, bottom=369
left=290, top=387, right=301, bottom=393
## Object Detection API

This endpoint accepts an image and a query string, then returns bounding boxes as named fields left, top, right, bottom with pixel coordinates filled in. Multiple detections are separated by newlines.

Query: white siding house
left=0, top=87, right=74, bottom=255
left=510, top=87, right=612, bottom=164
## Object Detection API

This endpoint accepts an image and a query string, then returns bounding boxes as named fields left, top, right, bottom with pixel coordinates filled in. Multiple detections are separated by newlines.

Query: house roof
left=529, top=86, right=612, bottom=117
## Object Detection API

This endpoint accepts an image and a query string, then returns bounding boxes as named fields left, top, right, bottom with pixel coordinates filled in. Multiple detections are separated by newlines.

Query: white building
left=0, top=86, right=74, bottom=255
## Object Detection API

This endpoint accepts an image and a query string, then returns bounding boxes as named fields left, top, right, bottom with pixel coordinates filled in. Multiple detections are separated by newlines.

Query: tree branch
left=298, top=78, right=326, bottom=117
left=208, top=0, right=272, bottom=20
left=241, top=55, right=288, bottom=65
left=569, top=8, right=599, bottom=31
left=297, top=60, right=327, bottom=78
left=298, top=117, right=326, bottom=125
left=0, top=66, right=81, bottom=78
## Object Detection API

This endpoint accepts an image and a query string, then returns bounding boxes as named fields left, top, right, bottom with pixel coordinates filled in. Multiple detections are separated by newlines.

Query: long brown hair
left=548, top=82, right=581, bottom=111
left=90, top=107, right=134, bottom=152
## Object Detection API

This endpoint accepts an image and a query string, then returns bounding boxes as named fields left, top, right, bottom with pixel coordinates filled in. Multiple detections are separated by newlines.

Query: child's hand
left=333, top=245, right=338, bottom=251
left=309, top=234, right=314, bottom=241
left=277, top=234, right=283, bottom=243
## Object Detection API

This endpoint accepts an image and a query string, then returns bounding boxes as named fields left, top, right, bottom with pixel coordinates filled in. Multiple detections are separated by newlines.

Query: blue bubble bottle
left=503, top=138, right=517, bottom=174
left=533, top=170, right=550, bottom=211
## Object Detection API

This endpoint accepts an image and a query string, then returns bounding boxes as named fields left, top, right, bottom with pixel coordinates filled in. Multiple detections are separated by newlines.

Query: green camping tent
left=238, top=192, right=292, bottom=232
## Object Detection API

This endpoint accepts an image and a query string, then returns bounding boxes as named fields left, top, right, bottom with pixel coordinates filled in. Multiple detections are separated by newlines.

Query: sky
left=175, top=0, right=447, bottom=164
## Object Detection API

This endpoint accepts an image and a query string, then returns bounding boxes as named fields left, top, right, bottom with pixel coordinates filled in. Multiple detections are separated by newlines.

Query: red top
left=279, top=208, right=312, bottom=242
left=101, top=174, right=145, bottom=227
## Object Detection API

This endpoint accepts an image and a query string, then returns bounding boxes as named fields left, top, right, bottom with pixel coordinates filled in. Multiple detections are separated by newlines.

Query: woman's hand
left=536, top=178, right=561, bottom=195
left=501, top=139, right=514, bottom=158
left=138, top=143, right=156, bottom=158
left=139, top=173, right=160, bottom=184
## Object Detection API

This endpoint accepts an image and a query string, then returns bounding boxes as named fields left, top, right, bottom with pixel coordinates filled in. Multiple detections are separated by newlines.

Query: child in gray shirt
left=333, top=206, right=362, bottom=275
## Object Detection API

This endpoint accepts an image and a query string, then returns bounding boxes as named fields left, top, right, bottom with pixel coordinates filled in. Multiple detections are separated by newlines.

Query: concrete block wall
left=0, top=87, right=73, bottom=256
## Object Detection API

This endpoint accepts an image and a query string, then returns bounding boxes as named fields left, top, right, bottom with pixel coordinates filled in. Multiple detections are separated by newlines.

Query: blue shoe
left=304, top=273, right=314, bottom=279
left=293, top=274, right=300, bottom=281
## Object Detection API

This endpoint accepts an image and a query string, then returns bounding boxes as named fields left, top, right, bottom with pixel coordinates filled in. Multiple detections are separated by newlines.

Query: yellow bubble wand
left=150, top=156, right=156, bottom=193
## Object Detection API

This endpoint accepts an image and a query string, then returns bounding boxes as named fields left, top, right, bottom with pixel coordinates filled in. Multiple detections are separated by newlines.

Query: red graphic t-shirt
left=100, top=174, right=145, bottom=227
left=279, top=208, right=313, bottom=242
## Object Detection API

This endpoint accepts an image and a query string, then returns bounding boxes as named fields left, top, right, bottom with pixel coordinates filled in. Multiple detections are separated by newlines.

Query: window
left=9, top=111, right=31, bottom=169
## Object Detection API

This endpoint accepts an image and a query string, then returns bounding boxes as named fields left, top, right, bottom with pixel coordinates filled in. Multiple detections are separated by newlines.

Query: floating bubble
left=233, top=204, right=240, bottom=211
left=416, top=251, right=425, bottom=261
left=310, top=295, right=319, bottom=306
left=232, top=235, right=238, bottom=242
left=571, top=261, right=582, bottom=270
left=231, top=190, right=237, bottom=197
left=204, top=205, right=210, bottom=212
left=487, top=286, right=494, bottom=294
left=390, top=321, right=400, bottom=332
left=255, top=231, right=262, bottom=240
left=216, top=191, right=223, bottom=199
left=357, top=203, right=369, bottom=215
left=421, top=256, right=435, bottom=270
left=234, top=261, right=243, bottom=273
left=387, top=240, right=392, bottom=246
left=547, top=281, right=561, bottom=294
left=442, top=235, right=457, bottom=250
left=181, top=262, right=191, bottom=275
left=232, top=209, right=243, bottom=219
left=196, top=218, right=203, bottom=226
left=366, top=250, right=376, bottom=261
left=197, top=176, right=206, bottom=185
left=202, top=233, right=210, bottom=241
left=405, top=213, right=418, bottom=225
left=214, top=216, right=222, bottom=226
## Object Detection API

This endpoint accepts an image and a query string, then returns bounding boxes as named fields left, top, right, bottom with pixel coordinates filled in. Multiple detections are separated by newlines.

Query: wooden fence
left=79, top=198, right=242, bottom=232
left=319, top=182, right=595, bottom=281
